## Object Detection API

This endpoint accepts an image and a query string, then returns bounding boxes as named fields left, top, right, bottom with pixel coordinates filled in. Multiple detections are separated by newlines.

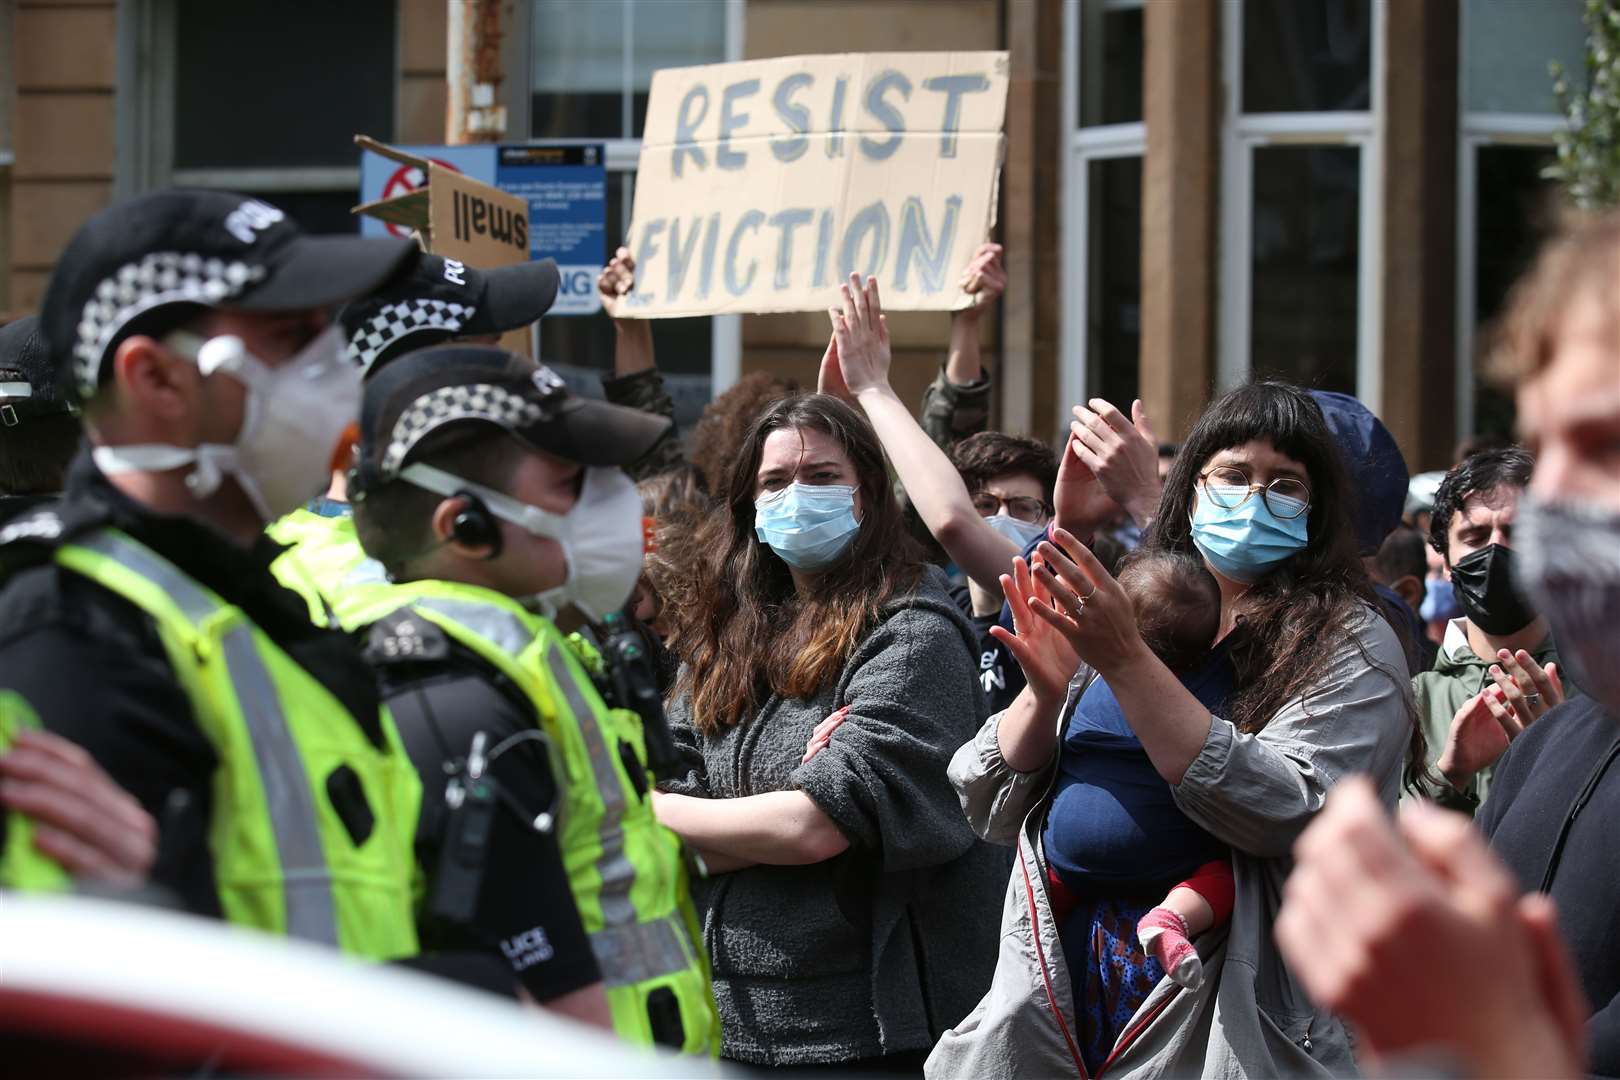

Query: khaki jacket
left=926, top=606, right=1414, bottom=1079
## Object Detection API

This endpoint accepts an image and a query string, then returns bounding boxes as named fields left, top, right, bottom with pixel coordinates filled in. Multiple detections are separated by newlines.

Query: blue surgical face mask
left=1190, top=485, right=1310, bottom=583
left=983, top=513, right=1047, bottom=550
left=755, top=482, right=861, bottom=570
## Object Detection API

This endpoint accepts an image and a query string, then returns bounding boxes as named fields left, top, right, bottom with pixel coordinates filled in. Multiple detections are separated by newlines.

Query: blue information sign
left=496, top=144, right=606, bottom=315
left=358, top=142, right=607, bottom=316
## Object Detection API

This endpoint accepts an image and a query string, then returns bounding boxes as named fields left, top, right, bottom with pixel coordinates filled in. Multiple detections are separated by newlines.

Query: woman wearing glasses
left=930, top=382, right=1420, bottom=1079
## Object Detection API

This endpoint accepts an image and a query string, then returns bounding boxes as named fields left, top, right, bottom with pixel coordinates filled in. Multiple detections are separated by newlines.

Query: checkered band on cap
left=346, top=299, right=475, bottom=371
left=380, top=382, right=546, bottom=477
left=72, top=251, right=266, bottom=397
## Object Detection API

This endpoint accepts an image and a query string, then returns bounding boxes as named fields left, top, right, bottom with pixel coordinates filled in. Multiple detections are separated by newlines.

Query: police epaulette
left=363, top=606, right=453, bottom=665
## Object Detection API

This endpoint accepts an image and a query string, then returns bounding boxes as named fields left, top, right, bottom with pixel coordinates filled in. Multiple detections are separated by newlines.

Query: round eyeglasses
left=971, top=492, right=1050, bottom=524
left=1198, top=466, right=1311, bottom=519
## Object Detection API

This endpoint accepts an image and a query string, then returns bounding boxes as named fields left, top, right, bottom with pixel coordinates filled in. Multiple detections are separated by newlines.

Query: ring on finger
left=1525, top=692, right=1542, bottom=707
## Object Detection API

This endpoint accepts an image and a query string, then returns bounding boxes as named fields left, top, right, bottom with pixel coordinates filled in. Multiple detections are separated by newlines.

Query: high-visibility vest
left=267, top=508, right=379, bottom=626
left=338, top=579, right=722, bottom=1056
left=49, top=528, right=421, bottom=960
left=0, top=692, right=72, bottom=892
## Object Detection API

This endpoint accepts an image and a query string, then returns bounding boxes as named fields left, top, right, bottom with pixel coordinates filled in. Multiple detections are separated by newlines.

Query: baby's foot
left=1137, top=908, right=1204, bottom=990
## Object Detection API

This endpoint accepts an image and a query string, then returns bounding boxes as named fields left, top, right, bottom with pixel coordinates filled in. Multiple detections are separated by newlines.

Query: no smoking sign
left=379, top=159, right=462, bottom=237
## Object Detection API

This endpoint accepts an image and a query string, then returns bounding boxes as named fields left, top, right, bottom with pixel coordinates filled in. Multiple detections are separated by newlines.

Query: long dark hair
left=668, top=393, right=925, bottom=734
left=1142, top=382, right=1426, bottom=788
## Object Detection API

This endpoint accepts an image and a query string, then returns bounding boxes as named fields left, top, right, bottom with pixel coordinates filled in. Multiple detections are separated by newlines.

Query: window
left=119, top=0, right=396, bottom=236
left=528, top=0, right=739, bottom=428
left=1219, top=0, right=1380, bottom=403
left=1063, top=0, right=1145, bottom=425
left=1454, top=0, right=1583, bottom=441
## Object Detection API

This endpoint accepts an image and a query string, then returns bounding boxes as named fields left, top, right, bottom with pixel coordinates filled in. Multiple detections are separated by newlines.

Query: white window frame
left=1452, top=0, right=1569, bottom=440
left=1060, top=0, right=1146, bottom=434
left=1217, top=0, right=1386, bottom=406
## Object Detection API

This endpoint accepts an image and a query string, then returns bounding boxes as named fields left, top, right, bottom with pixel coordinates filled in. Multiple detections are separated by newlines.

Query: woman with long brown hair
left=651, top=389, right=1004, bottom=1071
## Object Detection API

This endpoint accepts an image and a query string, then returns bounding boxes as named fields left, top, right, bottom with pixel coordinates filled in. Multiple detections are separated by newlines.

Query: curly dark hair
left=668, top=392, right=925, bottom=734
left=1142, top=381, right=1427, bottom=790
left=948, top=431, right=1058, bottom=507
left=1427, top=447, right=1534, bottom=561
left=687, top=371, right=799, bottom=493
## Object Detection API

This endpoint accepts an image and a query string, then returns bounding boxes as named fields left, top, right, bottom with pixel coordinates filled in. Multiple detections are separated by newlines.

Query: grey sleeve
left=948, top=668, right=1089, bottom=845
left=657, top=687, right=711, bottom=798
left=790, top=606, right=985, bottom=872
left=1172, top=611, right=1414, bottom=857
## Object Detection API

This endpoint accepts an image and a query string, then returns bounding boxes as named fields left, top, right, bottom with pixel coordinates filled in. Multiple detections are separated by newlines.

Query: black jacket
left=1479, top=695, right=1620, bottom=1078
left=0, top=455, right=382, bottom=915
left=361, top=606, right=600, bottom=1001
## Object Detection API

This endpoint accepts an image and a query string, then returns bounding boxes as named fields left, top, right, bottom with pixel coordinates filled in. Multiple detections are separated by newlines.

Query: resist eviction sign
left=623, top=51, right=1009, bottom=317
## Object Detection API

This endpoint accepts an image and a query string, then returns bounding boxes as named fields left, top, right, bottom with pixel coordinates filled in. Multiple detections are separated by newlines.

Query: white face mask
left=92, top=325, right=358, bottom=524
left=401, top=461, right=645, bottom=622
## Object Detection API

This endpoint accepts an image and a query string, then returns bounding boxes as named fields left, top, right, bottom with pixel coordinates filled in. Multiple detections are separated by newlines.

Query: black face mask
left=1448, top=543, right=1538, bottom=636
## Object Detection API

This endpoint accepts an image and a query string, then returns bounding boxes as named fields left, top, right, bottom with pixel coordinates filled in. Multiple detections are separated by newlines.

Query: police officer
left=0, top=315, right=79, bottom=521
left=268, top=253, right=561, bottom=620
left=336, top=344, right=721, bottom=1054
left=0, top=190, right=422, bottom=957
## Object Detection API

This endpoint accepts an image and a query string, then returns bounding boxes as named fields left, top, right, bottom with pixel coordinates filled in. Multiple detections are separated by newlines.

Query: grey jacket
left=926, top=605, right=1413, bottom=1079
left=664, top=567, right=1007, bottom=1066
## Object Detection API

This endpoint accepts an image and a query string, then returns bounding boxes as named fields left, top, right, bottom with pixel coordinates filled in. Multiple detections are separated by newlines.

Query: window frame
left=1217, top=0, right=1386, bottom=405
left=519, top=0, right=745, bottom=395
left=114, top=0, right=386, bottom=203
left=1060, top=0, right=1146, bottom=433
left=1452, top=0, right=1570, bottom=441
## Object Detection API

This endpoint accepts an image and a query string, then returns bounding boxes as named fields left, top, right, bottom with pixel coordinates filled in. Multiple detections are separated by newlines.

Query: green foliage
left=1546, top=0, right=1620, bottom=209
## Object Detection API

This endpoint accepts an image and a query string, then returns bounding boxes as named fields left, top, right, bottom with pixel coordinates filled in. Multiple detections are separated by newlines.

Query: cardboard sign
left=352, top=136, right=532, bottom=356
left=357, top=144, right=498, bottom=239
left=622, top=51, right=1009, bottom=318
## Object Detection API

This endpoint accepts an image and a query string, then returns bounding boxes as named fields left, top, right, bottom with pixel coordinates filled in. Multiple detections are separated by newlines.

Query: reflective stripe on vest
left=592, top=915, right=701, bottom=990
left=71, top=531, right=340, bottom=947
left=412, top=596, right=694, bottom=983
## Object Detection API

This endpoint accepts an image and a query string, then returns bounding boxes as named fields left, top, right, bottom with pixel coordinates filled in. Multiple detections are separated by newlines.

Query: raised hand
left=989, top=554, right=1083, bottom=708
left=1277, top=779, right=1587, bottom=1079
left=1025, top=529, right=1151, bottom=678
left=1069, top=398, right=1163, bottom=529
left=1488, top=650, right=1564, bottom=725
left=828, top=273, right=892, bottom=397
left=597, top=245, right=637, bottom=318
left=957, top=242, right=1006, bottom=318
left=817, top=332, right=853, bottom=403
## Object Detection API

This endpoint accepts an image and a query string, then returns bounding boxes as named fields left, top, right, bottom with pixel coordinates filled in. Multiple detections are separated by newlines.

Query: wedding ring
left=1526, top=692, right=1542, bottom=707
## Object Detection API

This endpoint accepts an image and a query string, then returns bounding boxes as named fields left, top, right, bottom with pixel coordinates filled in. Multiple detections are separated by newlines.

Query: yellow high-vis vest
left=267, top=507, right=378, bottom=626
left=50, top=529, right=421, bottom=959
left=338, top=579, right=722, bottom=1056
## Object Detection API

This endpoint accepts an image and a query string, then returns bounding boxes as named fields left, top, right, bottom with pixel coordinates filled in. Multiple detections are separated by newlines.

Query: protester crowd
left=0, top=181, right=1615, bottom=1080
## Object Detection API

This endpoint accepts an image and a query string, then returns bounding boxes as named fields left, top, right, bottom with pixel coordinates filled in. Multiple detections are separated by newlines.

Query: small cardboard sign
left=623, top=51, right=1009, bottom=318
left=352, top=135, right=533, bottom=355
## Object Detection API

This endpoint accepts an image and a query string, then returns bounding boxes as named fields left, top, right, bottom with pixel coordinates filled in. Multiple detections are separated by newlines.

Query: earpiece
left=449, top=491, right=503, bottom=559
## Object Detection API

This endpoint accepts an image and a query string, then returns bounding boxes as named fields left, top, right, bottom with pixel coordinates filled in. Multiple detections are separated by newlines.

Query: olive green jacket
left=1412, top=618, right=1564, bottom=814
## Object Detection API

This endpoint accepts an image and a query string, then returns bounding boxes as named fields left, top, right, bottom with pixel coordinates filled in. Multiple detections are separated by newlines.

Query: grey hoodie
left=663, top=566, right=1007, bottom=1066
